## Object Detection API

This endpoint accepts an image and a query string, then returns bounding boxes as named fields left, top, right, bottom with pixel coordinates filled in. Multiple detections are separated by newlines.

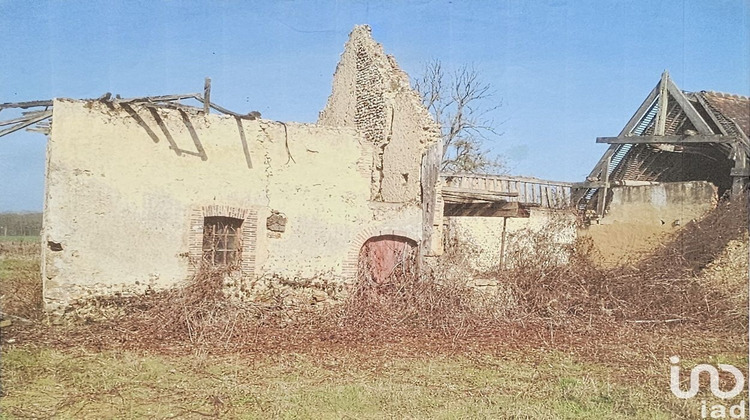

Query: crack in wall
left=258, top=121, right=275, bottom=206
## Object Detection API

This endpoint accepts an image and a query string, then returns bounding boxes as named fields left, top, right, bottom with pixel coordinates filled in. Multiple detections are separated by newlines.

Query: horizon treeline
left=0, top=212, right=42, bottom=236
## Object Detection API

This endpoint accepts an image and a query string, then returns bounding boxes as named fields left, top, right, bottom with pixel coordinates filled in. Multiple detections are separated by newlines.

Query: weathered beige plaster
left=581, top=181, right=718, bottom=266
left=445, top=209, right=577, bottom=272
left=42, top=100, right=424, bottom=311
left=42, top=25, right=442, bottom=312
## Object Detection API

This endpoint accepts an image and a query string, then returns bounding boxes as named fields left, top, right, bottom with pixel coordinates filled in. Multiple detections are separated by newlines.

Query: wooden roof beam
left=0, top=100, right=53, bottom=110
left=576, top=78, right=662, bottom=203
left=596, top=134, right=738, bottom=144
left=619, top=80, right=661, bottom=136
left=441, top=186, right=518, bottom=204
left=113, top=93, right=202, bottom=104
left=663, top=74, right=714, bottom=135
left=0, top=110, right=51, bottom=126
left=0, top=110, right=53, bottom=138
left=694, top=93, right=729, bottom=136
left=654, top=71, right=670, bottom=135
left=443, top=201, right=522, bottom=217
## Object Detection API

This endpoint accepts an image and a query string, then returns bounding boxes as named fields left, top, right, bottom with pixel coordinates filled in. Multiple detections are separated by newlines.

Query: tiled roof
left=699, top=91, right=750, bottom=137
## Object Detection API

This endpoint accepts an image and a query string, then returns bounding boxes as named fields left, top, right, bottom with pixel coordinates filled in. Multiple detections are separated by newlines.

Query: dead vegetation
left=481, top=194, right=747, bottom=333
left=0, top=196, right=747, bottom=356
left=0, top=241, right=42, bottom=323
left=594, top=193, right=748, bottom=330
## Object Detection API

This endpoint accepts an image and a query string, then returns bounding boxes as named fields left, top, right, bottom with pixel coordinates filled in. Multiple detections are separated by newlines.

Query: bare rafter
left=0, top=100, right=53, bottom=110
left=596, top=134, right=738, bottom=144
left=0, top=110, right=51, bottom=126
left=0, top=82, right=262, bottom=139
left=0, top=111, right=53, bottom=138
left=574, top=70, right=750, bottom=211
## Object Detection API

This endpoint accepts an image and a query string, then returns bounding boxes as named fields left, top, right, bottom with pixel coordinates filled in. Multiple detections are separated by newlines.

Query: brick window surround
left=188, top=205, right=258, bottom=276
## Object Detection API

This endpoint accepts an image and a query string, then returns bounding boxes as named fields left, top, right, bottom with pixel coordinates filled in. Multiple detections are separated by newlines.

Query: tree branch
left=415, top=60, right=505, bottom=174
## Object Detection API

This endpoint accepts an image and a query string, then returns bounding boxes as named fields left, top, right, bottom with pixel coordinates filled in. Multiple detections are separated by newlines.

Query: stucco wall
left=581, top=181, right=718, bottom=266
left=445, top=209, right=577, bottom=272
left=42, top=99, right=422, bottom=311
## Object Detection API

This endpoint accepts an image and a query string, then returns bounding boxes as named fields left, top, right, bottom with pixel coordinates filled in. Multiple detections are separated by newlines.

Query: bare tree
left=414, top=60, right=505, bottom=173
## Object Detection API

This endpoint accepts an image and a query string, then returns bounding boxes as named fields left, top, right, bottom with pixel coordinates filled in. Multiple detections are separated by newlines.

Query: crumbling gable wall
left=42, top=99, right=424, bottom=312
left=318, top=25, right=442, bottom=204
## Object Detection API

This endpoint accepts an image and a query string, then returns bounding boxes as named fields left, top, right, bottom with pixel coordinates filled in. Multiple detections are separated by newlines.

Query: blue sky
left=1, top=0, right=748, bottom=211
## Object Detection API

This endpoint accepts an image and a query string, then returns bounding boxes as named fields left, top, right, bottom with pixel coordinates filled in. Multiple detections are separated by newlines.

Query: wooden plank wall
left=441, top=174, right=572, bottom=209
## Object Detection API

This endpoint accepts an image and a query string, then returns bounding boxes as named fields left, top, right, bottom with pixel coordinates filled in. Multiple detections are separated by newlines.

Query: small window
left=202, top=216, right=243, bottom=266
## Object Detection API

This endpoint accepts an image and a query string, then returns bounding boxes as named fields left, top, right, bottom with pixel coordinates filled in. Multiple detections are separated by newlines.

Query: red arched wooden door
left=358, top=235, right=418, bottom=284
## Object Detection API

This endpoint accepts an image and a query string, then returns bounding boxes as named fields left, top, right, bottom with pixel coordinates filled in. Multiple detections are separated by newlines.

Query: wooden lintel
left=596, top=135, right=737, bottom=144
left=442, top=186, right=519, bottom=204
left=444, top=201, right=521, bottom=217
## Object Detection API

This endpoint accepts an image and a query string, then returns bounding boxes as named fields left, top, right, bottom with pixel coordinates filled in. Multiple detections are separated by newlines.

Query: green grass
left=0, top=346, right=699, bottom=419
left=0, top=258, right=38, bottom=278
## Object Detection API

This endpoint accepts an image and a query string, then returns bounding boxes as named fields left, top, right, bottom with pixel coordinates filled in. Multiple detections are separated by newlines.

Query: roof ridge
left=699, top=90, right=750, bottom=101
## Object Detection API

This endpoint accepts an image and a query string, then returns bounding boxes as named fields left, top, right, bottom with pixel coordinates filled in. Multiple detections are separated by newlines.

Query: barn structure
left=2, top=29, right=746, bottom=311
left=571, top=72, right=749, bottom=264
left=1, top=25, right=445, bottom=313
left=575, top=71, right=749, bottom=219
left=430, top=72, right=750, bottom=269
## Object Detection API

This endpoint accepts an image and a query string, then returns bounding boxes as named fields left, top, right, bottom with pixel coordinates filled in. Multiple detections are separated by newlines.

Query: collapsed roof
left=577, top=71, right=750, bottom=215
left=0, top=80, right=260, bottom=138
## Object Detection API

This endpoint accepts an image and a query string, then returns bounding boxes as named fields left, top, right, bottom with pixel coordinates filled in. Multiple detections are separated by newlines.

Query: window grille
left=202, top=216, right=243, bottom=266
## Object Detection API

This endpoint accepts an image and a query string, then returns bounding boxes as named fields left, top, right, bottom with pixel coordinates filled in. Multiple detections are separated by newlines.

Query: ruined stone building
left=574, top=71, right=750, bottom=264
left=425, top=72, right=750, bottom=270
left=30, top=25, right=442, bottom=312
left=3, top=27, right=746, bottom=311
left=437, top=173, right=575, bottom=273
